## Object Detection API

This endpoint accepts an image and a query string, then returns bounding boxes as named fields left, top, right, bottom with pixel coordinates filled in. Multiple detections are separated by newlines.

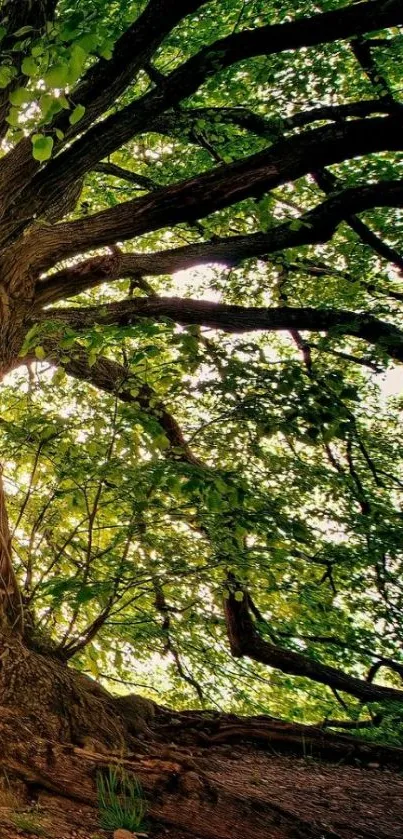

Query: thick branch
left=35, top=295, right=403, bottom=363
left=0, top=1, right=208, bottom=211
left=149, top=98, right=399, bottom=143
left=224, top=582, right=403, bottom=705
left=59, top=0, right=209, bottom=141
left=6, top=0, right=403, bottom=227
left=29, top=117, right=403, bottom=270
left=34, top=180, right=403, bottom=305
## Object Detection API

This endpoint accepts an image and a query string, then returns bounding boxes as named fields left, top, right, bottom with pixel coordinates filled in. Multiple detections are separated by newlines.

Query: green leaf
left=88, top=348, right=99, bottom=367
left=59, top=335, right=76, bottom=349
left=9, top=87, right=33, bottom=106
left=59, top=95, right=71, bottom=110
left=5, top=107, right=19, bottom=126
left=52, top=369, right=66, bottom=385
left=69, top=103, right=86, bottom=125
left=39, top=93, right=63, bottom=120
left=0, top=66, right=17, bottom=89
left=19, top=324, right=41, bottom=356
left=21, top=56, right=38, bottom=77
left=76, top=33, right=99, bottom=53
left=67, top=45, right=87, bottom=84
left=99, top=43, right=114, bottom=60
left=44, top=63, right=70, bottom=88
left=31, top=134, right=54, bottom=162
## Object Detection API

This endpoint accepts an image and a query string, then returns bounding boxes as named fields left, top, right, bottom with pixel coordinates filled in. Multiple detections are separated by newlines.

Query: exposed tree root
left=152, top=712, right=403, bottom=769
left=1, top=638, right=403, bottom=839
left=1, top=707, right=403, bottom=839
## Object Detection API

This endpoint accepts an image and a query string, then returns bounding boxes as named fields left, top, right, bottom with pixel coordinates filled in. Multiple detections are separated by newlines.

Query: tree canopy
left=0, top=0, right=402, bottom=741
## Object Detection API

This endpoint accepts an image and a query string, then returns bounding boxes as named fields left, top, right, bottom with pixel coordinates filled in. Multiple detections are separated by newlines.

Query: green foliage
left=96, top=766, right=147, bottom=833
left=0, top=0, right=402, bottom=739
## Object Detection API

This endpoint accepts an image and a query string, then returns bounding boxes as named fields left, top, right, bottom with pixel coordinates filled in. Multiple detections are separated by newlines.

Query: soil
left=0, top=744, right=402, bottom=839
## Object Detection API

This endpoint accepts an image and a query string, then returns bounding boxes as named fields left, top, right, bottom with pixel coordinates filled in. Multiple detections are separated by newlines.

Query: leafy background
left=0, top=0, right=402, bottom=739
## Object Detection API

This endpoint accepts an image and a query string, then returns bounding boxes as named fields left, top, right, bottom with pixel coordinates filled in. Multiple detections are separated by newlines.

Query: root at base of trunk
left=0, top=632, right=157, bottom=749
left=1, top=636, right=403, bottom=839
left=1, top=709, right=403, bottom=839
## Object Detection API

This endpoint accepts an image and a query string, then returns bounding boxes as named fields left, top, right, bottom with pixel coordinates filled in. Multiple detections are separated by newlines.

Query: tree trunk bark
left=1, top=698, right=403, bottom=839
left=0, top=471, right=25, bottom=634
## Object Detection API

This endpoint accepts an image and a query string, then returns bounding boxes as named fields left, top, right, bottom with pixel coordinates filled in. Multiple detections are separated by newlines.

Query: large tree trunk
left=0, top=472, right=25, bottom=634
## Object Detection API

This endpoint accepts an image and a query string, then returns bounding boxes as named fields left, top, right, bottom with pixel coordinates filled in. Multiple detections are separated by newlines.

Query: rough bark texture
left=0, top=627, right=403, bottom=838
left=1, top=724, right=403, bottom=836
left=223, top=581, right=403, bottom=705
left=0, top=476, right=24, bottom=633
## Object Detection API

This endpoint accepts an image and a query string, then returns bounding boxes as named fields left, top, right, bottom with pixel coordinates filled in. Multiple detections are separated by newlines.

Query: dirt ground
left=0, top=744, right=402, bottom=839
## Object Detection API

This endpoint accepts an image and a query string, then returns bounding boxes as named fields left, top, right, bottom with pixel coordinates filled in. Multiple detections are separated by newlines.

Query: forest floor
left=1, top=743, right=403, bottom=839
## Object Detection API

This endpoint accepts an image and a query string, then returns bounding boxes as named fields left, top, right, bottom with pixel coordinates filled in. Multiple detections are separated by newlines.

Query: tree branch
left=367, top=658, right=403, bottom=683
left=0, top=1, right=208, bottom=211
left=93, top=163, right=158, bottom=192
left=223, top=578, right=403, bottom=705
left=37, top=344, right=203, bottom=467
left=351, top=36, right=397, bottom=107
left=58, top=0, right=209, bottom=141
left=314, top=169, right=403, bottom=273
left=6, top=0, right=403, bottom=228
left=28, top=118, right=403, bottom=270
left=33, top=178, right=403, bottom=306
left=0, top=470, right=25, bottom=634
left=149, top=98, right=399, bottom=144
left=35, top=251, right=159, bottom=307
left=35, top=294, right=403, bottom=363
left=312, top=31, right=403, bottom=273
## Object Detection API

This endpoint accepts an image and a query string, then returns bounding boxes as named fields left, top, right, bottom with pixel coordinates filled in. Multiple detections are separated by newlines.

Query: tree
left=0, top=0, right=403, bottom=836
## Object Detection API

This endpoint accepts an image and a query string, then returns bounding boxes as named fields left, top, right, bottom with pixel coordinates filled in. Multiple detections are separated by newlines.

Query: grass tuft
left=10, top=812, right=47, bottom=836
left=96, top=764, right=147, bottom=833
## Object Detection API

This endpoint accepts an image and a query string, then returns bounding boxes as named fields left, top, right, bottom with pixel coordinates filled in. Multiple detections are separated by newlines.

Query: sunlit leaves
left=0, top=0, right=401, bottom=728
left=44, top=63, right=70, bottom=88
left=9, top=86, right=33, bottom=106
